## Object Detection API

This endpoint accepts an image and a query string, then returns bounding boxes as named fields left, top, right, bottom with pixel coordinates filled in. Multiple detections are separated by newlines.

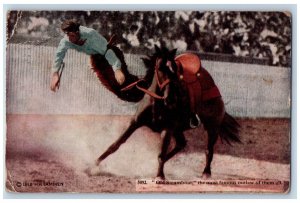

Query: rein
left=121, top=58, right=170, bottom=100
left=136, top=84, right=166, bottom=100
left=121, top=78, right=166, bottom=100
left=155, top=59, right=170, bottom=91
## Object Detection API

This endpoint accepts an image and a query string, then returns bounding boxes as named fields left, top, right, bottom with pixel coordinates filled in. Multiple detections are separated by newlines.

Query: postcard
left=5, top=10, right=291, bottom=193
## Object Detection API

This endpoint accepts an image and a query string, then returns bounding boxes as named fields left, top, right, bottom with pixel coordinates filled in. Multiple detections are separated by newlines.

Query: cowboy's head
left=61, top=20, right=80, bottom=43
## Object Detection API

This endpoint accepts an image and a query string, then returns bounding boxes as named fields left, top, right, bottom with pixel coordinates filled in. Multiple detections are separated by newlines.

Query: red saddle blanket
left=175, top=53, right=221, bottom=102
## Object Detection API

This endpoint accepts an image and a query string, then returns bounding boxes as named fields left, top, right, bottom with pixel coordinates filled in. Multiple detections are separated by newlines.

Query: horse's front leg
left=156, top=129, right=172, bottom=179
left=96, top=106, right=152, bottom=166
left=164, top=131, right=186, bottom=162
left=95, top=119, right=140, bottom=165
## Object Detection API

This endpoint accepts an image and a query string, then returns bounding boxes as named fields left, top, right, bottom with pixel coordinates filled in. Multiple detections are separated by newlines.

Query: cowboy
left=50, top=20, right=125, bottom=91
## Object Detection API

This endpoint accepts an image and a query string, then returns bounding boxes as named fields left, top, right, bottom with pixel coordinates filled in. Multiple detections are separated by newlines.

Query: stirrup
left=190, top=114, right=201, bottom=129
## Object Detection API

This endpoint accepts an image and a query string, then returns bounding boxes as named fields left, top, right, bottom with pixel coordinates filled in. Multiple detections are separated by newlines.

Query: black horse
left=92, top=46, right=241, bottom=179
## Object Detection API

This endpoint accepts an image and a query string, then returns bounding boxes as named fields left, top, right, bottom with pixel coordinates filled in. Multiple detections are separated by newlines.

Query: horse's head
left=154, top=45, right=178, bottom=80
left=152, top=46, right=182, bottom=109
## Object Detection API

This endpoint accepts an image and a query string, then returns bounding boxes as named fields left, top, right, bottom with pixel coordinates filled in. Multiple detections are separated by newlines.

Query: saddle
left=175, top=53, right=221, bottom=104
left=175, top=53, right=201, bottom=82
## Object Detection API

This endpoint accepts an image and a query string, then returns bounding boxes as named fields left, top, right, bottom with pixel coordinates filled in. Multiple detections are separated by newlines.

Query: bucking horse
left=87, top=44, right=241, bottom=179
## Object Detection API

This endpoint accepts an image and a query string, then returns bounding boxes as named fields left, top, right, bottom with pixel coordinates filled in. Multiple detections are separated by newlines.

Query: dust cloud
left=6, top=115, right=162, bottom=178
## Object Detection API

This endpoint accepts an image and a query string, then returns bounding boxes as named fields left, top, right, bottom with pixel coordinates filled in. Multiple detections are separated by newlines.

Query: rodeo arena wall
left=6, top=44, right=290, bottom=118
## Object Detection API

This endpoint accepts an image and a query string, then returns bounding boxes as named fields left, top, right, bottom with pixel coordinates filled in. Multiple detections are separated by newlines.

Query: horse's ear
left=170, top=49, right=177, bottom=58
left=154, top=45, right=161, bottom=55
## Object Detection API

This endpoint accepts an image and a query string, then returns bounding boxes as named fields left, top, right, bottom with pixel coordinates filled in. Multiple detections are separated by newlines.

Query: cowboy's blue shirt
left=52, top=26, right=121, bottom=73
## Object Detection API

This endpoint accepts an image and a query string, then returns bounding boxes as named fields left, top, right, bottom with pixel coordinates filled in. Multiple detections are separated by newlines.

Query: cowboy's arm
left=90, top=30, right=124, bottom=84
left=50, top=39, right=69, bottom=91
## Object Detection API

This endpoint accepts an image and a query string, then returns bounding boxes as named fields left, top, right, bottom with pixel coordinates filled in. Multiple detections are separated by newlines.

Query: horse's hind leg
left=202, top=129, right=218, bottom=178
left=156, top=130, right=172, bottom=179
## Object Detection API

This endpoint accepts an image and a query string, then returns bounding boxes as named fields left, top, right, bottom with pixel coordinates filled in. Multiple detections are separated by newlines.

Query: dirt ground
left=5, top=114, right=290, bottom=193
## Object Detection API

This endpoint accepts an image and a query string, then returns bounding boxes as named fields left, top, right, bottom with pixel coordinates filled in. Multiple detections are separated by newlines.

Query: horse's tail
left=219, top=112, right=241, bottom=145
left=90, top=45, right=154, bottom=103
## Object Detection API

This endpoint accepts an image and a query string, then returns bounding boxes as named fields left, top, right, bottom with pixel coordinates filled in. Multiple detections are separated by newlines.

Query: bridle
left=121, top=58, right=170, bottom=100
left=154, top=58, right=170, bottom=91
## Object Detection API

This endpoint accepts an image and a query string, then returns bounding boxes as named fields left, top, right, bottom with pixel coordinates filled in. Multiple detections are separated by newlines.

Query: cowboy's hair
left=61, top=19, right=80, bottom=32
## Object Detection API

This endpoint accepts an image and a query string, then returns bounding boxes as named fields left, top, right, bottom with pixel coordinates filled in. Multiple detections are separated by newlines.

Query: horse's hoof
left=84, top=166, right=102, bottom=176
left=95, top=159, right=101, bottom=166
left=84, top=167, right=92, bottom=176
left=155, top=176, right=165, bottom=181
left=201, top=173, right=211, bottom=179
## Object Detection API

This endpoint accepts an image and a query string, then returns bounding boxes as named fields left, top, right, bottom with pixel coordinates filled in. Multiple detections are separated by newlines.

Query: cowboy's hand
left=50, top=72, right=60, bottom=92
left=114, top=69, right=125, bottom=85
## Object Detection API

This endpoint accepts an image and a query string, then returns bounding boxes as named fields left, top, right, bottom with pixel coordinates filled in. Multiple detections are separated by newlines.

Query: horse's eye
left=159, top=61, right=167, bottom=70
left=158, top=64, right=164, bottom=71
